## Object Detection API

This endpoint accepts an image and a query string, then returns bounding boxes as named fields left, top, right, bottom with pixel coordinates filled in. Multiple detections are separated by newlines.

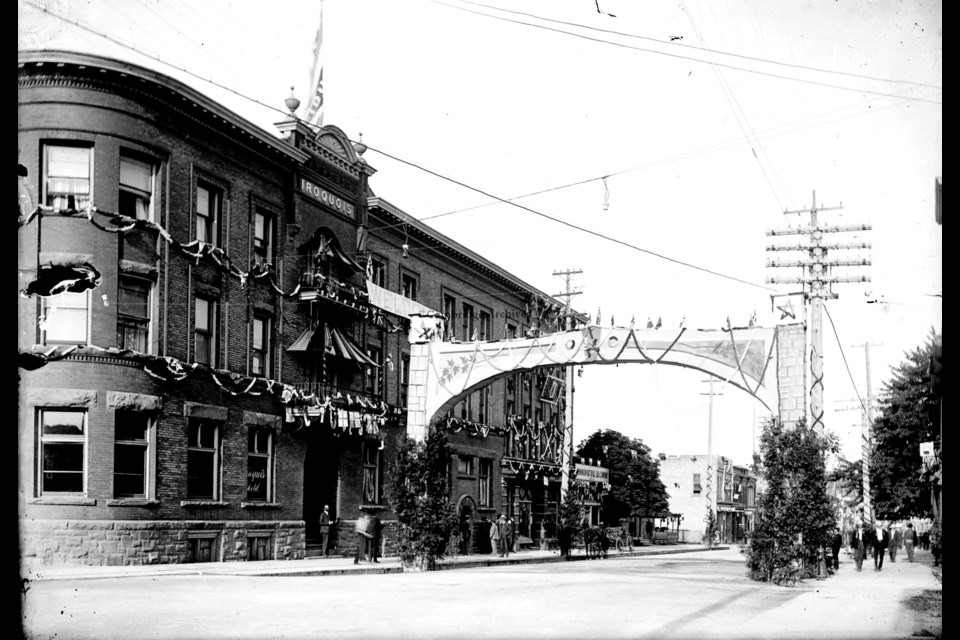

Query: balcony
left=297, top=271, right=370, bottom=313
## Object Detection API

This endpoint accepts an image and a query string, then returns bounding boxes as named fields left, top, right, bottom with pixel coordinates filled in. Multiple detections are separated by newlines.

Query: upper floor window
left=247, top=427, right=272, bottom=502
left=119, top=154, right=154, bottom=221
left=251, top=314, right=271, bottom=377
left=114, top=410, right=151, bottom=498
left=41, top=291, right=88, bottom=345
left=253, top=209, right=273, bottom=265
left=507, top=323, right=517, bottom=340
left=196, top=182, right=221, bottom=247
left=443, top=295, right=457, bottom=340
left=38, top=409, right=86, bottom=495
left=187, top=419, right=221, bottom=500
left=457, top=455, right=474, bottom=476
left=399, top=355, right=410, bottom=408
left=478, top=458, right=493, bottom=507
left=478, top=387, right=491, bottom=424
left=117, top=276, right=151, bottom=352
left=369, top=256, right=387, bottom=287
left=194, top=297, right=217, bottom=367
left=693, top=474, right=702, bottom=495
left=401, top=273, right=418, bottom=300
left=43, top=145, right=91, bottom=210
left=364, top=346, right=382, bottom=397
left=462, top=303, right=475, bottom=341
left=478, top=311, right=491, bottom=341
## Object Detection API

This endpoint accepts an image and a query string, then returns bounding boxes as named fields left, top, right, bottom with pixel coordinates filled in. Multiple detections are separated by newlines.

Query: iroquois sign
left=300, top=178, right=355, bottom=218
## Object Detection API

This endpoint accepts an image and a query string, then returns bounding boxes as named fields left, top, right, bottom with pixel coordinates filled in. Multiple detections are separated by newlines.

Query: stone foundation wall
left=20, top=520, right=306, bottom=566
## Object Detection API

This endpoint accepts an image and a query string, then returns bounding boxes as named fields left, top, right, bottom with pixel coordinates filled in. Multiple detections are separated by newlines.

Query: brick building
left=18, top=50, right=572, bottom=566
left=659, top=454, right=757, bottom=544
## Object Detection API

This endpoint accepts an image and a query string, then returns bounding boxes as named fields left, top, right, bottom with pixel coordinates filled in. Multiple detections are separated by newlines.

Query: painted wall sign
left=300, top=178, right=355, bottom=218
left=575, top=463, right=610, bottom=486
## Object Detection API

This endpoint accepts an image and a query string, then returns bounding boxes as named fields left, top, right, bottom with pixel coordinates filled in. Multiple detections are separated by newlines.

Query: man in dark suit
left=872, top=524, right=890, bottom=571
left=851, top=522, right=869, bottom=572
left=368, top=513, right=382, bottom=563
left=830, top=527, right=843, bottom=571
left=319, top=505, right=332, bottom=556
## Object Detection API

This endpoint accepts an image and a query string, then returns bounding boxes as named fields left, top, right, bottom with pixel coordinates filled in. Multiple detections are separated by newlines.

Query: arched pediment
left=315, top=125, right=359, bottom=163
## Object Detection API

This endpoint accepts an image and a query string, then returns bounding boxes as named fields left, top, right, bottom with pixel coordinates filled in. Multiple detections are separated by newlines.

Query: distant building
left=659, top=455, right=757, bottom=544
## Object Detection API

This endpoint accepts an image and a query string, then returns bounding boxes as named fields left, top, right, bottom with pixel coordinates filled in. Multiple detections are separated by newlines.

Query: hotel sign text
left=300, top=178, right=354, bottom=218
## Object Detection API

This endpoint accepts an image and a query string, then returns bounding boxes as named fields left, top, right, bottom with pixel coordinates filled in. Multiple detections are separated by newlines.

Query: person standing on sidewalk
left=505, top=516, right=516, bottom=556
left=368, top=513, right=382, bottom=563
left=354, top=513, right=374, bottom=565
left=319, top=505, right=332, bottom=557
left=830, top=527, right=843, bottom=571
left=889, top=524, right=902, bottom=563
left=851, top=522, right=868, bottom=572
left=490, top=514, right=503, bottom=557
left=872, top=525, right=890, bottom=571
left=903, top=523, right=918, bottom=562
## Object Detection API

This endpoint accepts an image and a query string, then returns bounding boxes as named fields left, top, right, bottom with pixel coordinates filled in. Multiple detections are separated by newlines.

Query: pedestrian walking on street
left=921, top=530, right=930, bottom=551
left=889, top=524, right=902, bottom=563
left=369, top=513, right=382, bottom=563
left=490, top=513, right=503, bottom=557
left=903, top=523, right=918, bottom=562
left=505, top=516, right=516, bottom=556
left=929, top=522, right=941, bottom=566
left=319, top=505, right=332, bottom=556
left=830, top=527, right=843, bottom=571
left=872, top=525, right=890, bottom=571
left=354, top=513, right=374, bottom=565
left=851, top=522, right=869, bottom=572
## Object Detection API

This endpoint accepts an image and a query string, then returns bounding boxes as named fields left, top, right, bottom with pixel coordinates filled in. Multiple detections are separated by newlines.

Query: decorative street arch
left=405, top=315, right=807, bottom=441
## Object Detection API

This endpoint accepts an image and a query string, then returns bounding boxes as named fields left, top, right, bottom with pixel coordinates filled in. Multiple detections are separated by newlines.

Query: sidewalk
left=20, top=542, right=725, bottom=582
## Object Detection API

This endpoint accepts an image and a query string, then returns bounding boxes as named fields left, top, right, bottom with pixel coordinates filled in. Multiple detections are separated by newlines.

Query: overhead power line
left=428, top=0, right=942, bottom=105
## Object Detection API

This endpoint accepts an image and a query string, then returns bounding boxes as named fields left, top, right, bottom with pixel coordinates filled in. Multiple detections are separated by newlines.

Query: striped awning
left=287, top=324, right=379, bottom=368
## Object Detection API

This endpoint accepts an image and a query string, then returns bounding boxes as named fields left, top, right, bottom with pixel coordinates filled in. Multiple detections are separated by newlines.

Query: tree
left=557, top=477, right=583, bottom=559
left=576, top=429, right=669, bottom=525
left=385, top=428, right=459, bottom=571
left=744, top=417, right=837, bottom=582
left=869, top=331, right=941, bottom=520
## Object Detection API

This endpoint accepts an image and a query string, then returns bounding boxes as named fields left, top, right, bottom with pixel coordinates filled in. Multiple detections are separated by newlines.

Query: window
left=113, top=410, right=151, bottom=498
left=195, top=182, right=221, bottom=247
left=117, top=276, right=150, bottom=352
left=693, top=473, right=702, bottom=495
left=247, top=428, right=272, bottom=502
left=194, top=297, right=217, bottom=367
left=443, top=295, right=457, bottom=340
left=478, top=458, right=492, bottom=507
left=41, top=291, right=88, bottom=345
left=478, top=387, right=490, bottom=424
left=401, top=273, right=418, bottom=300
left=188, top=533, right=218, bottom=563
left=43, top=145, right=91, bottom=210
left=187, top=420, right=220, bottom=500
left=364, top=346, right=382, bottom=396
left=251, top=315, right=271, bottom=377
left=38, top=409, right=86, bottom=495
left=460, top=395, right=472, bottom=421
left=507, top=323, right=517, bottom=340
left=457, top=455, right=474, bottom=476
left=119, top=154, right=154, bottom=221
left=248, top=534, right=273, bottom=561
left=399, top=355, right=410, bottom=408
left=363, top=441, right=381, bottom=504
left=369, top=256, right=386, bottom=287
left=478, top=311, right=491, bottom=341
left=462, top=303, right=475, bottom=341
left=253, top=209, right=273, bottom=265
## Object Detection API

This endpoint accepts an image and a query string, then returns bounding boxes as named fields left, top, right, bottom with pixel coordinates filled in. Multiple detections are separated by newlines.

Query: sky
left=19, top=0, right=942, bottom=468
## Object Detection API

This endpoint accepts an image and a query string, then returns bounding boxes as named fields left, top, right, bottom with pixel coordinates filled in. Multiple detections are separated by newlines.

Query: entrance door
left=304, top=429, right=340, bottom=542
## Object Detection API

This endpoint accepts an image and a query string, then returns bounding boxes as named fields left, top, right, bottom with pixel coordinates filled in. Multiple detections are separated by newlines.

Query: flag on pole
left=305, top=0, right=325, bottom=128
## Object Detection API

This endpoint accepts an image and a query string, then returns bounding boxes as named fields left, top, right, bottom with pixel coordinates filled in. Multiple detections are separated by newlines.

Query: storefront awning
left=287, top=324, right=379, bottom=368
left=365, top=281, right=440, bottom=319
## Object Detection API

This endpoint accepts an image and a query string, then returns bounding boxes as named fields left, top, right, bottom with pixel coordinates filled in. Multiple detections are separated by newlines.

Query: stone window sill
left=107, top=498, right=160, bottom=508
left=180, top=500, right=230, bottom=509
left=359, top=504, right=387, bottom=512
left=30, top=497, right=97, bottom=506
left=240, top=502, right=283, bottom=510
left=477, top=506, right=497, bottom=513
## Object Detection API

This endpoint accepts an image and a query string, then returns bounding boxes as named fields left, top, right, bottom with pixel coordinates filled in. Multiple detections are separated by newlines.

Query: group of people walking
left=489, top=513, right=516, bottom=557
left=848, top=521, right=921, bottom=572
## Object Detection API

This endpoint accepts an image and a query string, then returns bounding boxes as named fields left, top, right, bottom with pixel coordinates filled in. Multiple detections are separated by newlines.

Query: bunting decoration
left=21, top=263, right=102, bottom=298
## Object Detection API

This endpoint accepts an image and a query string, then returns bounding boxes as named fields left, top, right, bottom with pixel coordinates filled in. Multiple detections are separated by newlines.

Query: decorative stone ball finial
left=353, top=132, right=368, bottom=156
left=284, top=87, right=301, bottom=114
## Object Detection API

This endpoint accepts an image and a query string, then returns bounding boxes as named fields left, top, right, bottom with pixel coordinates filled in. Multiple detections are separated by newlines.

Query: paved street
left=20, top=546, right=940, bottom=640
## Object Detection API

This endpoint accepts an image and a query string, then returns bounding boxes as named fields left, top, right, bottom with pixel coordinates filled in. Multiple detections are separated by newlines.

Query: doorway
left=303, top=429, right=340, bottom=543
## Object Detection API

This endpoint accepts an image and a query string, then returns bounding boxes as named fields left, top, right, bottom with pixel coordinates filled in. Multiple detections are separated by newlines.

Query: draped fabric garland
left=439, top=416, right=508, bottom=438
left=18, top=203, right=402, bottom=332
left=17, top=344, right=399, bottom=438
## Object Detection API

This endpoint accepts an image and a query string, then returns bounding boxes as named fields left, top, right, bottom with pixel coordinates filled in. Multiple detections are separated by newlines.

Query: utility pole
left=766, top=191, right=871, bottom=435
left=701, top=378, right=724, bottom=540
left=553, top=269, right=582, bottom=503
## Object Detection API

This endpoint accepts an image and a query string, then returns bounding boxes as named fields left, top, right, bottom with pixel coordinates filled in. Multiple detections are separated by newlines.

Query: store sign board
left=300, top=178, right=354, bottom=218
left=575, top=463, right=610, bottom=486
